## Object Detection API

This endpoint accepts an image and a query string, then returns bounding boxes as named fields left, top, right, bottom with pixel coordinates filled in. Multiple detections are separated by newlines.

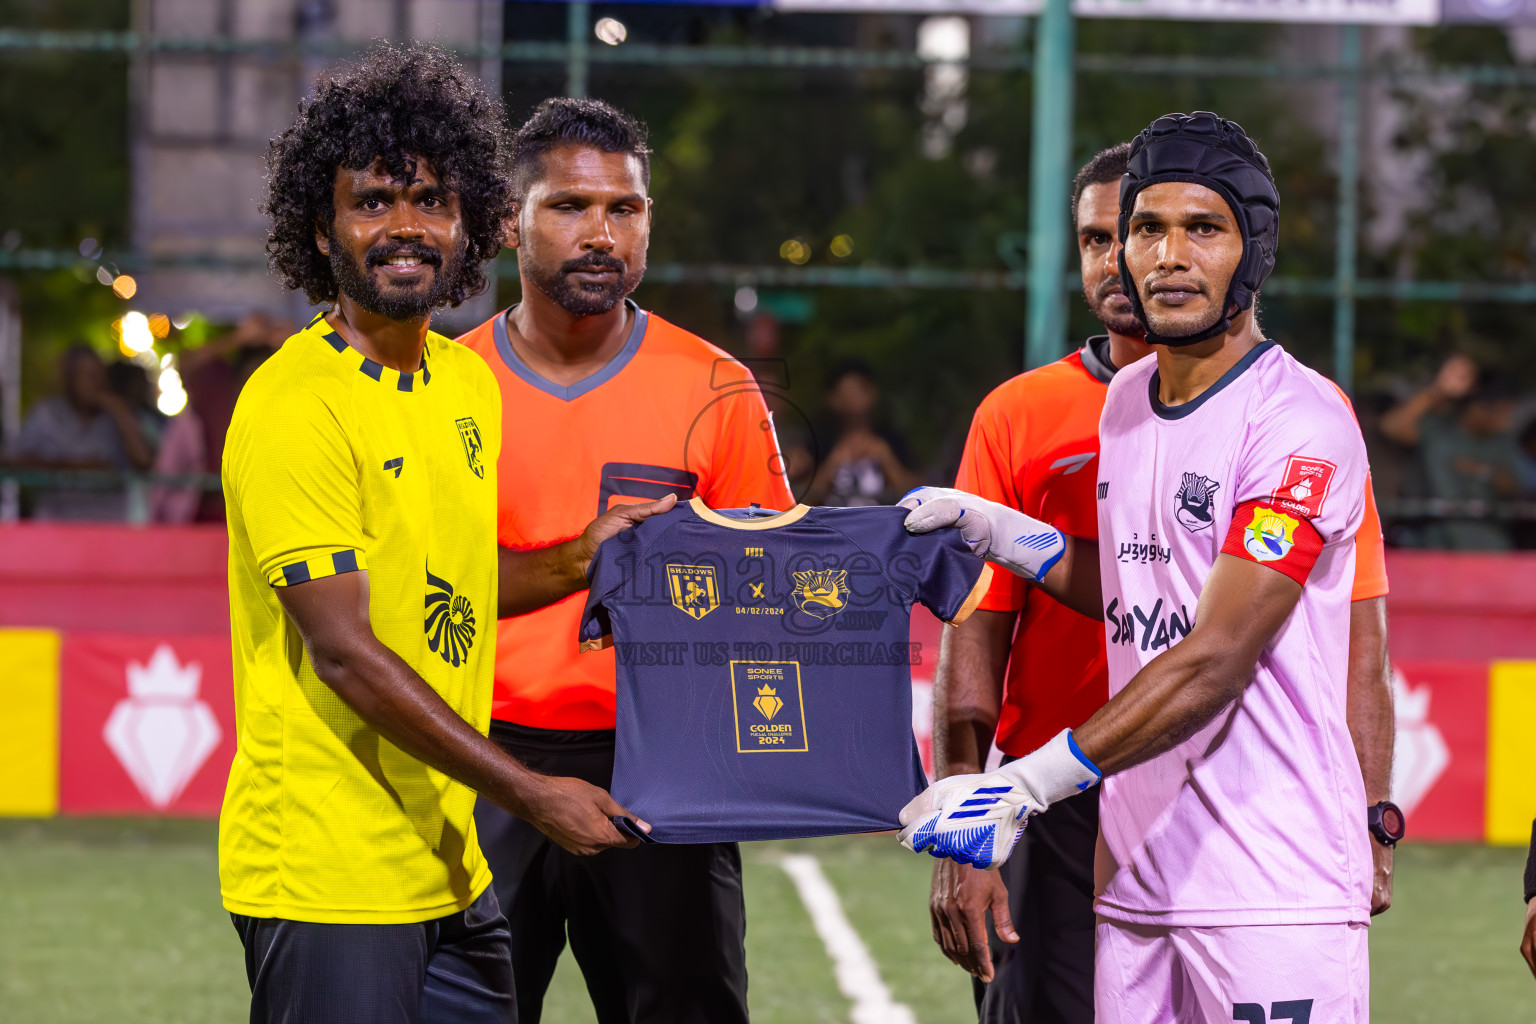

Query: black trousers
left=231, top=887, right=514, bottom=1024
left=973, top=780, right=1099, bottom=1024
left=476, top=721, right=749, bottom=1024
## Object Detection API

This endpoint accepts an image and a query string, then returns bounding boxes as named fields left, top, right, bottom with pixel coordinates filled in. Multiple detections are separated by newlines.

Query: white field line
left=779, top=853, right=918, bottom=1024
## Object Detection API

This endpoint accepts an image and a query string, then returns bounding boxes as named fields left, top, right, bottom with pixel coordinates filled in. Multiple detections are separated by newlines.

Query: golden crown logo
left=752, top=684, right=785, bottom=721
left=792, top=568, right=849, bottom=620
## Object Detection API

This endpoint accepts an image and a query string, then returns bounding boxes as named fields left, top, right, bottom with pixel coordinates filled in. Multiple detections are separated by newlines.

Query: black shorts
left=231, top=887, right=514, bottom=1024
left=974, top=779, right=1099, bottom=1024
left=475, top=720, right=749, bottom=1024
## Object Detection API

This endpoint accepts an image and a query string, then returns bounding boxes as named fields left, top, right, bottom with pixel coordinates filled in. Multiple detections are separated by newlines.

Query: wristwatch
left=1368, top=801, right=1406, bottom=847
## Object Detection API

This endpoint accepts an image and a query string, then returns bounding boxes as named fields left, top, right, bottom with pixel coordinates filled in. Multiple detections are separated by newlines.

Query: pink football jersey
left=1093, top=341, right=1372, bottom=927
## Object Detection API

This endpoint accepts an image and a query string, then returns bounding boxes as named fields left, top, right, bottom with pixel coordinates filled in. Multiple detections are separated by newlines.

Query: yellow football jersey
left=220, top=314, right=500, bottom=924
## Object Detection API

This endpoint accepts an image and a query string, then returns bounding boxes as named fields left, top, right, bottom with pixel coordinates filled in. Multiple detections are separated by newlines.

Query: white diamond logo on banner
left=103, top=644, right=222, bottom=809
left=1389, top=666, right=1450, bottom=818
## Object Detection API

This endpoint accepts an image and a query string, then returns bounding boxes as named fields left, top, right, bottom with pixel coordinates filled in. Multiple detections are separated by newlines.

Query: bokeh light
left=111, top=274, right=138, bottom=300
left=120, top=311, right=154, bottom=354
left=156, top=366, right=187, bottom=415
left=830, top=234, right=855, bottom=258
left=779, top=239, right=812, bottom=265
left=595, top=17, right=627, bottom=45
left=734, top=286, right=758, bottom=313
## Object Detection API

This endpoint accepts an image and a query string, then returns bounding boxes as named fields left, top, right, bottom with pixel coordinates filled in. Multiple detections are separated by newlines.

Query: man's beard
left=1140, top=279, right=1227, bottom=339
left=1085, top=279, right=1145, bottom=337
left=524, top=251, right=644, bottom=317
left=330, top=232, right=460, bottom=321
left=1144, top=298, right=1227, bottom=339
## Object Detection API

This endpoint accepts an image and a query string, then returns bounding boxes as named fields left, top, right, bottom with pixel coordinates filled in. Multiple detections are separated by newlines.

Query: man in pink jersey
left=900, top=112, right=1375, bottom=1021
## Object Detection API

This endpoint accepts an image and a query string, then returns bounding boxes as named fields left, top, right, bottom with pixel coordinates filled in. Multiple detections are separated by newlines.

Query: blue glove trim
left=1032, top=545, right=1065, bottom=584
left=1065, top=730, right=1103, bottom=783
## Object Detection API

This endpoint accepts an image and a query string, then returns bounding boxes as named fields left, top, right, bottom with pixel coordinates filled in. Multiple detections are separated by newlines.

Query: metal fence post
left=1025, top=0, right=1075, bottom=370
left=566, top=1, right=590, bottom=99
left=1333, top=24, right=1362, bottom=394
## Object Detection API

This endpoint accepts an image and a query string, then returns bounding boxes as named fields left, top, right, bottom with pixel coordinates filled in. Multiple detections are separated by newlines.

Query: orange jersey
left=958, top=340, right=1388, bottom=758
left=458, top=304, right=794, bottom=730
left=1330, top=381, right=1390, bottom=602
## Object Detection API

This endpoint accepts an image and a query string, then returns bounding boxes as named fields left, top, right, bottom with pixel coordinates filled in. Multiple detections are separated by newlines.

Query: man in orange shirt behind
left=927, top=143, right=1399, bottom=1023
left=457, top=98, right=790, bottom=1024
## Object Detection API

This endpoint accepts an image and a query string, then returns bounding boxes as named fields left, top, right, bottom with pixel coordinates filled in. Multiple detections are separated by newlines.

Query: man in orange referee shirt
left=926, top=143, right=1398, bottom=1023
left=458, top=98, right=791, bottom=1024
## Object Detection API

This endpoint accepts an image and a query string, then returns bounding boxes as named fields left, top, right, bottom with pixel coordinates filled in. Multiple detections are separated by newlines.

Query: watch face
left=1382, top=804, right=1405, bottom=838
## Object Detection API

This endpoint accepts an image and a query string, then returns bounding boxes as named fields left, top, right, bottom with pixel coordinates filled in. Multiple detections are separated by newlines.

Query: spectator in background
left=1380, top=353, right=1519, bottom=550
left=5, top=343, right=154, bottom=520
left=152, top=340, right=279, bottom=524
left=1517, top=419, right=1536, bottom=498
left=106, top=360, right=166, bottom=451
left=805, top=358, right=920, bottom=506
left=153, top=313, right=289, bottom=523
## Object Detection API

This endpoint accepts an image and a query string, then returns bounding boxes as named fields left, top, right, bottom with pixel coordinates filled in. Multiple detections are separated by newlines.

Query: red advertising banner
left=40, top=622, right=1499, bottom=840
left=909, top=607, right=943, bottom=779
left=58, top=634, right=237, bottom=816
left=1388, top=660, right=1490, bottom=842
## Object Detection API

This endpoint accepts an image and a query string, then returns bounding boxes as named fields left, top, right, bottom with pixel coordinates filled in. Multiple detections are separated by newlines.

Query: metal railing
left=3, top=19, right=1536, bottom=389
left=0, top=468, right=220, bottom=526
left=4, top=467, right=1535, bottom=532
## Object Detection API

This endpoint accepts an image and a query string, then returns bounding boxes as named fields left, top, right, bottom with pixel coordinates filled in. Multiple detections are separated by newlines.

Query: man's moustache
left=562, top=256, right=626, bottom=275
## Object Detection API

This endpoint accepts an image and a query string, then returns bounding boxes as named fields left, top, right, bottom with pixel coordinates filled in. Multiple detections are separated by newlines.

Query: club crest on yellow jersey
left=667, top=564, right=720, bottom=620
left=791, top=569, right=849, bottom=620
left=455, top=416, right=484, bottom=479
left=1243, top=506, right=1298, bottom=563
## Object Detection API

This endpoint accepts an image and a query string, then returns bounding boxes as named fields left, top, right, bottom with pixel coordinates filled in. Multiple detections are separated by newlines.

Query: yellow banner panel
left=1486, top=661, right=1536, bottom=845
left=0, top=628, right=60, bottom=816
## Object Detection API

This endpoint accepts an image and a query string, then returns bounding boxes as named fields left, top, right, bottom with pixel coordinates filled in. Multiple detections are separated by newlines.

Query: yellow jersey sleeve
left=226, top=386, right=367, bottom=588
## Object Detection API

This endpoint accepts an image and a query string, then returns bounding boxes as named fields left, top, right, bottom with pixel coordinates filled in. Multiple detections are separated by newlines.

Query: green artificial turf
left=1, top=819, right=1532, bottom=1023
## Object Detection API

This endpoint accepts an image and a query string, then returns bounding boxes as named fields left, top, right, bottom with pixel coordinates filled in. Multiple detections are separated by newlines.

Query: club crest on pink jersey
left=1269, top=455, right=1336, bottom=519
left=1174, top=472, right=1221, bottom=532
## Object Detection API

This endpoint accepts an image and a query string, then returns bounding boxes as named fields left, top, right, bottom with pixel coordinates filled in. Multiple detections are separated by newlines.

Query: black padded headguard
left=1116, top=112, right=1279, bottom=347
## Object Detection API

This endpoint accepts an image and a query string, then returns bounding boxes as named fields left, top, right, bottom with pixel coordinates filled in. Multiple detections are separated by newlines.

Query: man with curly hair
left=221, top=45, right=669, bottom=1023
left=456, top=97, right=791, bottom=1024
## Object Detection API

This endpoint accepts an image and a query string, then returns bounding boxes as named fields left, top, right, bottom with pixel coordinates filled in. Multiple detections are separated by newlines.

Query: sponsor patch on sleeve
left=1221, top=500, right=1324, bottom=585
left=1269, top=455, right=1336, bottom=519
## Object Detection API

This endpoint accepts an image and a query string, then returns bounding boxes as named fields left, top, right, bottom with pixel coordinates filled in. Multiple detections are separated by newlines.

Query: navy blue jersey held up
left=578, top=497, right=992, bottom=843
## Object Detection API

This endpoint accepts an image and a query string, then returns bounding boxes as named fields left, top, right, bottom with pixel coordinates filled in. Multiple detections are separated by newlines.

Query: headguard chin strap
left=1116, top=112, right=1280, bottom=348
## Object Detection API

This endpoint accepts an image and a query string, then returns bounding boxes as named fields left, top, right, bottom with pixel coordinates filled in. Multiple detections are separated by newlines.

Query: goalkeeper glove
left=897, top=730, right=1102, bottom=870
left=898, top=486, right=1066, bottom=584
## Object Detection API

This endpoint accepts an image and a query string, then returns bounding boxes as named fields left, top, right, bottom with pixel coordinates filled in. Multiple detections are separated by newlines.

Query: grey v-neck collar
left=492, top=299, right=648, bottom=402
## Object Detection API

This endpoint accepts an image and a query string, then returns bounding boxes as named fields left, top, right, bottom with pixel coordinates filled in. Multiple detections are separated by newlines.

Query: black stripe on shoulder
left=322, top=330, right=347, bottom=353
left=422, top=364, right=431, bottom=385
left=360, top=359, right=383, bottom=381
left=397, top=372, right=413, bottom=393
left=331, top=550, right=360, bottom=575
left=281, top=561, right=312, bottom=586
